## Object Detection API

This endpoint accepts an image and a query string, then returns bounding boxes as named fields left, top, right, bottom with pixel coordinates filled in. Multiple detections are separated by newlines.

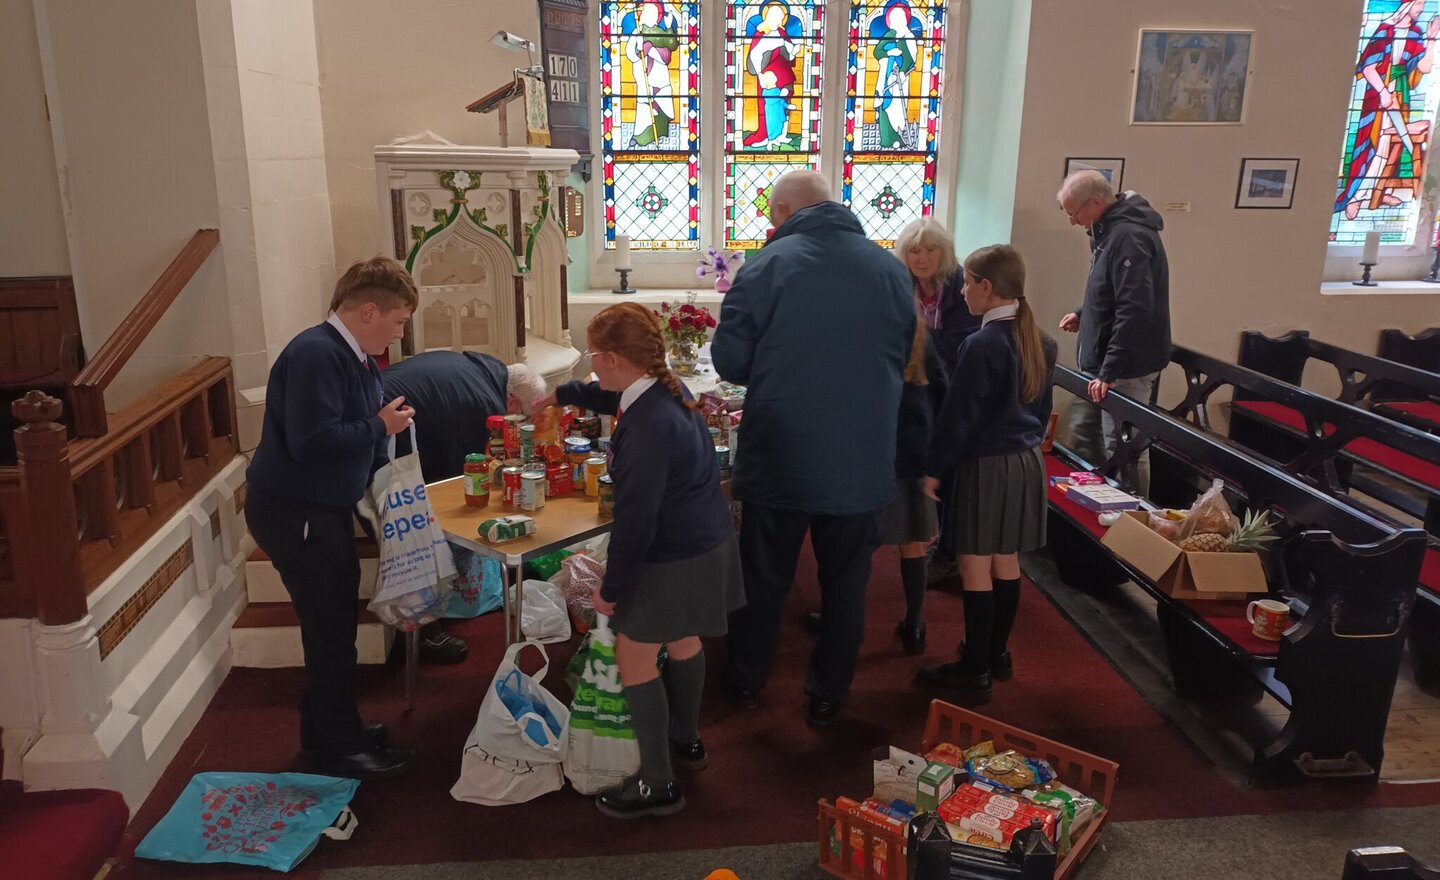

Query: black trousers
left=726, top=501, right=878, bottom=703
left=245, top=492, right=371, bottom=756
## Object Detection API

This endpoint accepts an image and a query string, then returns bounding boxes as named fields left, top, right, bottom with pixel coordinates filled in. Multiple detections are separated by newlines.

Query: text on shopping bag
left=381, top=482, right=433, bottom=540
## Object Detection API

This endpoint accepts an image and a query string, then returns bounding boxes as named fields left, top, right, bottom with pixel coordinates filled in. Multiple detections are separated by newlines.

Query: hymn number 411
left=548, top=53, right=582, bottom=104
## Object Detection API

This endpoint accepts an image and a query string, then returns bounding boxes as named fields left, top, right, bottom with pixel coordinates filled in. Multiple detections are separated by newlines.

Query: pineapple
left=1178, top=532, right=1230, bottom=553
left=1227, top=508, right=1279, bottom=553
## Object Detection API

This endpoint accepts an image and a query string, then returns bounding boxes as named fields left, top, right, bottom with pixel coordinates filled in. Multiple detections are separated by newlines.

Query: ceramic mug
left=1246, top=598, right=1290, bottom=641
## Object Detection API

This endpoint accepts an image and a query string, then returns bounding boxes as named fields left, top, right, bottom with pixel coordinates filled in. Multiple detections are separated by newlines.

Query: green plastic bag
left=563, top=616, right=638, bottom=794
left=526, top=549, right=573, bottom=581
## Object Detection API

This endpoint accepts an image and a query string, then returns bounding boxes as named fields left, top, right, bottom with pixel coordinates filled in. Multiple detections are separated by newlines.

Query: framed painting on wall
left=1235, top=158, right=1299, bottom=209
left=1131, top=29, right=1253, bottom=124
left=1063, top=157, right=1126, bottom=190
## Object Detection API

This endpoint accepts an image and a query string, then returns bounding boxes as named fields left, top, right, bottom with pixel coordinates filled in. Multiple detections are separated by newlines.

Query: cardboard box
left=873, top=746, right=927, bottom=806
left=1100, top=511, right=1265, bottom=600
left=915, top=761, right=956, bottom=812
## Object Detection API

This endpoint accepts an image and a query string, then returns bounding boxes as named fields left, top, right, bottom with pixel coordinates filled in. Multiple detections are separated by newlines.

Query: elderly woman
left=895, top=218, right=980, bottom=586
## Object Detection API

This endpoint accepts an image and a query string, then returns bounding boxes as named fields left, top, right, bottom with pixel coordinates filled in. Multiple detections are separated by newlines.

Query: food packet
left=923, top=742, right=967, bottom=769
left=1177, top=479, right=1237, bottom=540
left=964, top=740, right=997, bottom=762
left=1022, top=781, right=1102, bottom=855
left=1148, top=508, right=1186, bottom=541
left=968, top=750, right=1055, bottom=792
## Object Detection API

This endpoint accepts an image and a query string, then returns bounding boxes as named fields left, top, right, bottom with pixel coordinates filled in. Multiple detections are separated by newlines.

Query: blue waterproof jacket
left=712, top=201, right=914, bottom=514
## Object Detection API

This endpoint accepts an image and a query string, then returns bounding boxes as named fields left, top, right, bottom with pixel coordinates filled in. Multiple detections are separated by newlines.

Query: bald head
left=770, top=170, right=832, bottom=227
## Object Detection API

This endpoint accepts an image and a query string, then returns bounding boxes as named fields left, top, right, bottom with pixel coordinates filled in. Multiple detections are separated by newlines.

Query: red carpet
left=119, top=546, right=1440, bottom=878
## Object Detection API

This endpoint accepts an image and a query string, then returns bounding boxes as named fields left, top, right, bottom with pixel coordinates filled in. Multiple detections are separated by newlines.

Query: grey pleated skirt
left=875, top=478, right=939, bottom=545
left=945, top=446, right=1047, bottom=556
left=610, top=533, right=746, bottom=644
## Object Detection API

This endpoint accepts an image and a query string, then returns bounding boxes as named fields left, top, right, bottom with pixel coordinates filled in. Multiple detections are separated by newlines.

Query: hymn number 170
left=548, top=53, right=581, bottom=104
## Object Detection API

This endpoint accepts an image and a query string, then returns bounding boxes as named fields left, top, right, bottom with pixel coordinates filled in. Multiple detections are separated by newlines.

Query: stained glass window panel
left=723, top=1, right=826, bottom=248
left=843, top=0, right=946, bottom=246
left=1331, top=0, right=1440, bottom=246
left=600, top=1, right=701, bottom=250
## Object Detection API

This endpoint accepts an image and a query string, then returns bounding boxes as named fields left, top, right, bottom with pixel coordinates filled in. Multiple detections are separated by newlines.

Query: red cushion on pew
left=1232, top=400, right=1440, bottom=491
left=1044, top=453, right=1105, bottom=536
left=0, top=780, right=128, bottom=880
left=1379, top=400, right=1440, bottom=427
left=1423, top=547, right=1440, bottom=592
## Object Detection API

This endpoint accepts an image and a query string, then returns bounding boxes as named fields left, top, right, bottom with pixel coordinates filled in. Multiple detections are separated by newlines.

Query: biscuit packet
left=1022, top=781, right=1102, bottom=854
left=967, top=750, right=1055, bottom=793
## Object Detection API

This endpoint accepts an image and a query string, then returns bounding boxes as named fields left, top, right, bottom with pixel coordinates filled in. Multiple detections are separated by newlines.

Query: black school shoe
left=956, top=639, right=1013, bottom=681
left=915, top=661, right=993, bottom=703
left=897, top=620, right=927, bottom=655
left=300, top=721, right=389, bottom=759
left=671, top=738, right=708, bottom=771
left=806, top=696, right=843, bottom=727
left=419, top=630, right=469, bottom=665
left=318, top=746, right=415, bottom=779
left=595, top=776, right=686, bottom=819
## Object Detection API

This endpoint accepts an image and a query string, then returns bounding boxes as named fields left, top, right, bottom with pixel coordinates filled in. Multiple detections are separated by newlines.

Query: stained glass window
left=1331, top=0, right=1440, bottom=246
left=599, top=1, right=701, bottom=250
left=722, top=2, right=826, bottom=249
left=842, top=0, right=946, bottom=247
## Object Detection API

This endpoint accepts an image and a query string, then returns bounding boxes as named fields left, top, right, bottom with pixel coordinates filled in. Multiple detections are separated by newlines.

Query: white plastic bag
left=359, top=425, right=455, bottom=630
left=462, top=641, right=569, bottom=766
left=563, top=615, right=640, bottom=794
left=521, top=578, right=572, bottom=643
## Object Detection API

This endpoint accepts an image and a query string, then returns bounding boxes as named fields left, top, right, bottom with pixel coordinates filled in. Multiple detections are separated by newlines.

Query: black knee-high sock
left=623, top=678, right=674, bottom=784
left=662, top=651, right=705, bottom=744
left=959, top=590, right=995, bottom=675
left=991, top=577, right=1022, bottom=658
left=900, top=556, right=926, bottom=626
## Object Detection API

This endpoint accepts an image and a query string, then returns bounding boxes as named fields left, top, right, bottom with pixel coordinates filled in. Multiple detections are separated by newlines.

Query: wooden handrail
left=69, top=228, right=220, bottom=438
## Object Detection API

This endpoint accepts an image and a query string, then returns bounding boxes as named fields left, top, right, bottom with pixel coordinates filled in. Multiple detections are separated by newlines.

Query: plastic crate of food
left=817, top=700, right=1118, bottom=880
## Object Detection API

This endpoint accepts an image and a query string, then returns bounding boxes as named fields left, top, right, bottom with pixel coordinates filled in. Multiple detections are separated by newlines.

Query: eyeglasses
left=583, top=349, right=610, bottom=360
left=962, top=272, right=987, bottom=286
left=1062, top=200, right=1089, bottom=222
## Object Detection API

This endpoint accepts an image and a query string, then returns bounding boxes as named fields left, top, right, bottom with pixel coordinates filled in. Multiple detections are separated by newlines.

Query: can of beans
left=597, top=474, right=615, bottom=520
left=501, top=466, right=524, bottom=507
left=520, top=471, right=547, bottom=511
left=584, top=456, right=606, bottom=496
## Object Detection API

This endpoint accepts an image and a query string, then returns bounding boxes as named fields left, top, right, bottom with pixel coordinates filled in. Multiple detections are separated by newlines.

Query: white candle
left=614, top=235, right=632, bottom=271
left=1361, top=231, right=1381, bottom=264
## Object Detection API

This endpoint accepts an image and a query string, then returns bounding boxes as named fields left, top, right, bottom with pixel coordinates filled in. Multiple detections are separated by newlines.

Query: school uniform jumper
left=554, top=378, right=742, bottom=642
left=245, top=318, right=389, bottom=757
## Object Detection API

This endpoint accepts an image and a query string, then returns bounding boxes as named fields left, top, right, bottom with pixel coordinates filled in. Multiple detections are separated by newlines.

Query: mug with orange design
left=1246, top=598, right=1290, bottom=641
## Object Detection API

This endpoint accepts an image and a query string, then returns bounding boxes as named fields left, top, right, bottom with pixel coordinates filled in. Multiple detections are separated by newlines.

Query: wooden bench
left=1240, top=330, right=1440, bottom=438
left=1047, top=364, right=1427, bottom=785
left=1164, top=344, right=1440, bottom=685
left=1378, top=328, right=1440, bottom=430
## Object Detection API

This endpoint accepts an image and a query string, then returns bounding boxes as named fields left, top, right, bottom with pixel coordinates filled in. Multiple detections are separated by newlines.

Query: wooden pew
left=1165, top=344, right=1440, bottom=685
left=1239, top=330, right=1440, bottom=437
left=1047, top=365, right=1426, bottom=785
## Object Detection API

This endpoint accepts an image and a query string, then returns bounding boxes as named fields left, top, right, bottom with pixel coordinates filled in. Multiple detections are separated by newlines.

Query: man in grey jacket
left=713, top=170, right=914, bottom=727
left=1057, top=170, right=1172, bottom=493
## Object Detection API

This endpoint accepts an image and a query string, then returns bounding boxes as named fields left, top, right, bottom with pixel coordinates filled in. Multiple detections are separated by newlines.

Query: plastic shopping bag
left=134, top=772, right=358, bottom=872
left=563, top=615, right=640, bottom=794
left=359, top=426, right=456, bottom=630
left=444, top=544, right=502, bottom=619
left=521, top=578, right=572, bottom=643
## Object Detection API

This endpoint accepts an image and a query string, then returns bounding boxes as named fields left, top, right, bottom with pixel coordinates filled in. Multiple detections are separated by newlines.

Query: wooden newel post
left=12, top=391, right=86, bottom=625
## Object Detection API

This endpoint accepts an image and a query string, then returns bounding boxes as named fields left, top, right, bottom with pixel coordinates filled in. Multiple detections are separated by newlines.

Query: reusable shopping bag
left=563, top=615, right=640, bottom=794
left=134, top=772, right=358, bottom=872
left=520, top=578, right=572, bottom=643
left=359, top=425, right=456, bottom=629
left=444, top=544, right=503, bottom=619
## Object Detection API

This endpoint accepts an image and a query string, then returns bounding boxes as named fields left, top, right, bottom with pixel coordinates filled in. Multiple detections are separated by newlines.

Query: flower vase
left=668, top=341, right=699, bottom=376
left=713, top=275, right=731, bottom=294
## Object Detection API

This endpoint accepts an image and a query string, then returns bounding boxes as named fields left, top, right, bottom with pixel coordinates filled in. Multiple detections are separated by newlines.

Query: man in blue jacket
left=713, top=170, right=915, bottom=726
left=1057, top=170, right=1172, bottom=493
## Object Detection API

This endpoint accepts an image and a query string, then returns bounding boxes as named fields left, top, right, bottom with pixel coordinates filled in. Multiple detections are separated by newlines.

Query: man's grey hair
left=1058, top=170, right=1115, bottom=206
left=771, top=169, right=833, bottom=213
left=893, top=217, right=958, bottom=284
left=506, top=362, right=547, bottom=414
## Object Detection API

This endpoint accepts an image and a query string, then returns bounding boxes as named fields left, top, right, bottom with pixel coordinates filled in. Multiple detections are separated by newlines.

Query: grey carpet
left=323, top=804, right=1440, bottom=880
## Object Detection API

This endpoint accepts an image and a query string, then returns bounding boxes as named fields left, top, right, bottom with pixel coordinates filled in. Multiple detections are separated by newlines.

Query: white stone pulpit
left=374, top=133, right=581, bottom=385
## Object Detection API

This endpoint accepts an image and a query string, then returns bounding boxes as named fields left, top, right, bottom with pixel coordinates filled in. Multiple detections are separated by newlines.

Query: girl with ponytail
left=542, top=301, right=744, bottom=818
left=917, top=245, right=1057, bottom=703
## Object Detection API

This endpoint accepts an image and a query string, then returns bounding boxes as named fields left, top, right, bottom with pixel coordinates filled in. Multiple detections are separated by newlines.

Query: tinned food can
left=501, top=466, right=524, bottom=507
left=584, top=456, right=607, bottom=497
left=519, top=423, right=536, bottom=461
left=597, top=474, right=615, bottom=520
left=503, top=414, right=525, bottom=457
left=573, top=414, right=602, bottom=443
left=520, top=471, right=547, bottom=511
left=714, top=445, right=731, bottom=469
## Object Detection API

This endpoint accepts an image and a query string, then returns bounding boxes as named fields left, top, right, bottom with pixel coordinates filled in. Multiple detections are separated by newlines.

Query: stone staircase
left=230, top=525, right=394, bottom=667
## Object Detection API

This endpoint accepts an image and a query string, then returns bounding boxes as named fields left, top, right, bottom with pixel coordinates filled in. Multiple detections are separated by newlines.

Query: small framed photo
left=1064, top=157, right=1126, bottom=191
left=1235, top=158, right=1299, bottom=209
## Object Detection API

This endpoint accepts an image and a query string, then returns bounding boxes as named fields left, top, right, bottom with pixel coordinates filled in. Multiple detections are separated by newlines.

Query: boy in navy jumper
left=245, top=256, right=418, bottom=779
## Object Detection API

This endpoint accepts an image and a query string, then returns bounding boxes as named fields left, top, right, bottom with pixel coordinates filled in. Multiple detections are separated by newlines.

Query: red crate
left=817, top=700, right=1118, bottom=880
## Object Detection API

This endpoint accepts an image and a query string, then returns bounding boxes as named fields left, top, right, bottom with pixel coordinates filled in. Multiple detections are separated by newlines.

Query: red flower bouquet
left=655, top=293, right=716, bottom=375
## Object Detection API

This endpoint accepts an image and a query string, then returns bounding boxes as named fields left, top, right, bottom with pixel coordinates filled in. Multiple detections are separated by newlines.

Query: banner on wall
left=537, top=0, right=592, bottom=157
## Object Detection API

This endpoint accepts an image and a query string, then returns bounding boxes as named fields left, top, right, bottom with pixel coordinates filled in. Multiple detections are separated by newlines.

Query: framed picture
left=1131, top=29, right=1253, bottom=124
left=1064, top=157, right=1126, bottom=191
left=1235, top=158, right=1299, bottom=209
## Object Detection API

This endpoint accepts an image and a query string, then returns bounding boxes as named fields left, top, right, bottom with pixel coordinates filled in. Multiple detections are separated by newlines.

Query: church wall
left=1008, top=0, right=1439, bottom=387
left=314, top=0, right=549, bottom=272
left=0, top=0, right=69, bottom=277
left=38, top=0, right=233, bottom=410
